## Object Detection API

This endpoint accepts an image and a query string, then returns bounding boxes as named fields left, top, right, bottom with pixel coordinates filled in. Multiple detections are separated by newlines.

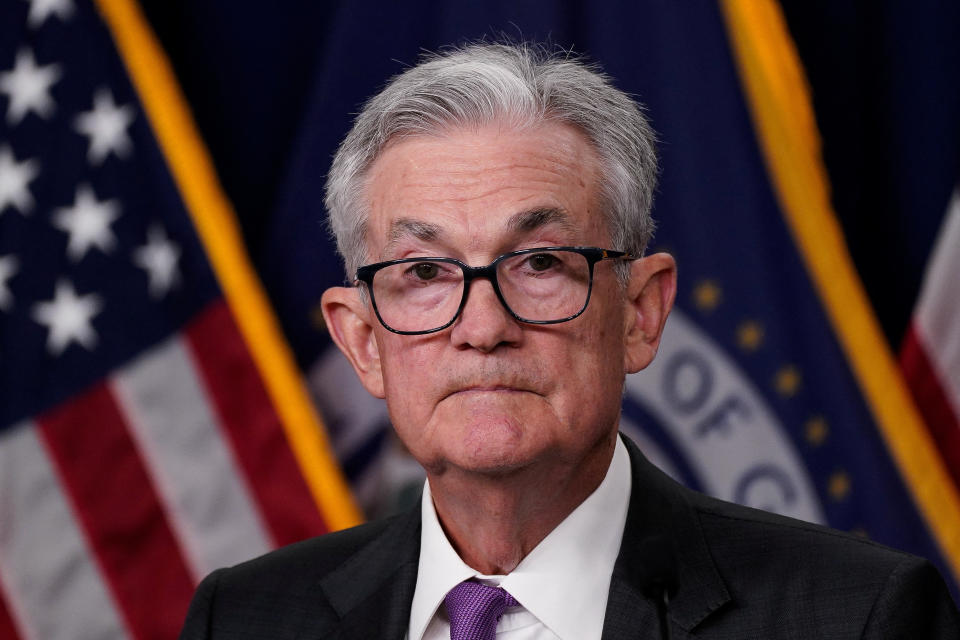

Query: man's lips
left=443, top=385, right=538, bottom=400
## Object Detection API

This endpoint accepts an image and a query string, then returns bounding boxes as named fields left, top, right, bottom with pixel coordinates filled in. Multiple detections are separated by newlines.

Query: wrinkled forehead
left=361, top=122, right=609, bottom=259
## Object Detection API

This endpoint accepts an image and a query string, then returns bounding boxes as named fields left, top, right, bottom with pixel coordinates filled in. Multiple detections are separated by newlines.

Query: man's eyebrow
left=385, top=218, right=446, bottom=250
left=383, top=208, right=573, bottom=255
left=506, top=207, right=575, bottom=235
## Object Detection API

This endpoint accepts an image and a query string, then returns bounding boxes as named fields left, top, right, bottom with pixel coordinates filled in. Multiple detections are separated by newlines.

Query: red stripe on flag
left=185, top=301, right=327, bottom=545
left=901, top=325, right=960, bottom=489
left=38, top=384, right=195, bottom=640
left=0, top=592, right=22, bottom=640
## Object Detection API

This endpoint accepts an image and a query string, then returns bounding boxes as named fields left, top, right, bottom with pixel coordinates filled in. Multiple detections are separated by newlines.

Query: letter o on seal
left=662, top=350, right=713, bottom=415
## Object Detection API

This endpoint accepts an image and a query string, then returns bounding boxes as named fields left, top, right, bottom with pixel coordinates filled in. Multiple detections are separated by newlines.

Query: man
left=180, top=43, right=959, bottom=639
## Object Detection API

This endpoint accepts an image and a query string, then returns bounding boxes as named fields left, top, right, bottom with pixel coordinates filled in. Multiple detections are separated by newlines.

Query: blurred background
left=1, top=1, right=958, bottom=637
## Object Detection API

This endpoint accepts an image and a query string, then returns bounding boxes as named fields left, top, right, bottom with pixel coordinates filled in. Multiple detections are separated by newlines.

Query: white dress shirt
left=407, top=436, right=632, bottom=640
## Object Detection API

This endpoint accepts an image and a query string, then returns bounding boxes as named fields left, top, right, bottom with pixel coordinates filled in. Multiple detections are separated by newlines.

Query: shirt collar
left=408, top=435, right=632, bottom=640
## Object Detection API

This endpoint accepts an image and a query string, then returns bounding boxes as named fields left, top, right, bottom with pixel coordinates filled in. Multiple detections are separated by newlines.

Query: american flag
left=902, top=188, right=960, bottom=492
left=0, top=0, right=359, bottom=638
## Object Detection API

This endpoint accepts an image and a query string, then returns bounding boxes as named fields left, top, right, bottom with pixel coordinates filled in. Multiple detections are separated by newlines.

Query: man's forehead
left=363, top=123, right=607, bottom=257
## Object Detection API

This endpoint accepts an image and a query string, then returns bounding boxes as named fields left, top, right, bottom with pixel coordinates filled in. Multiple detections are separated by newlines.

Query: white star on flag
left=0, top=145, right=39, bottom=216
left=0, top=49, right=61, bottom=125
left=24, top=0, right=74, bottom=28
left=73, top=87, right=135, bottom=165
left=52, top=184, right=121, bottom=261
left=0, top=254, right=18, bottom=311
left=32, top=279, right=103, bottom=355
left=133, top=224, right=181, bottom=298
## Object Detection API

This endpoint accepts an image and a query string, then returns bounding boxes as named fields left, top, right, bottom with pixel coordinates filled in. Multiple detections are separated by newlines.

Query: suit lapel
left=603, top=435, right=731, bottom=638
left=603, top=563, right=663, bottom=640
left=309, top=504, right=422, bottom=640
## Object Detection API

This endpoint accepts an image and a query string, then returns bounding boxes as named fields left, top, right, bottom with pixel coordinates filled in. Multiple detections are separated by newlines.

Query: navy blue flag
left=246, top=0, right=960, bottom=599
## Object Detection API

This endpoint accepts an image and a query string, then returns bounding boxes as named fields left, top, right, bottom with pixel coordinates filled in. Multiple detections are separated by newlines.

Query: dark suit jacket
left=179, top=435, right=959, bottom=639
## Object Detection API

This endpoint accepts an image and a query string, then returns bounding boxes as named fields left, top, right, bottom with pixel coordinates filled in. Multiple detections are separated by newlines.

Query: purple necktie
left=445, top=580, right=519, bottom=640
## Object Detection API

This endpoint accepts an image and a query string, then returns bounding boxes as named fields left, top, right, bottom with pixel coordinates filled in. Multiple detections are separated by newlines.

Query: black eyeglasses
left=355, top=246, right=634, bottom=335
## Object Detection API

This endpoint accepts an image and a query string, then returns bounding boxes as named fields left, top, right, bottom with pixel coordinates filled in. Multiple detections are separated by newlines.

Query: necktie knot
left=445, top=580, right=518, bottom=640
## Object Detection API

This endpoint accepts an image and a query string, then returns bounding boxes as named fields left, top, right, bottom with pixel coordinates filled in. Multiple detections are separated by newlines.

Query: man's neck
left=427, top=433, right=617, bottom=575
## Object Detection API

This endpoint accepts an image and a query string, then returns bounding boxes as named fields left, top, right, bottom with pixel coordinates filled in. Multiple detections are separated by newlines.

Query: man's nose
left=449, top=277, right=522, bottom=352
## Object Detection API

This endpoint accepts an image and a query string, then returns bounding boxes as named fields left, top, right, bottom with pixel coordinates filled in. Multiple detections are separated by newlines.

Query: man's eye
left=412, top=263, right=439, bottom=280
left=526, top=253, right=557, bottom=271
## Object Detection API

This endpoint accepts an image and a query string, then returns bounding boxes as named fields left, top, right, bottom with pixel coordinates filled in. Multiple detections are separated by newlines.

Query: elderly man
left=180, top=43, right=958, bottom=639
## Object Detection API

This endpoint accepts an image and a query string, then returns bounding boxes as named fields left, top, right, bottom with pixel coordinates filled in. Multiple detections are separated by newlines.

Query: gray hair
left=325, top=42, right=659, bottom=281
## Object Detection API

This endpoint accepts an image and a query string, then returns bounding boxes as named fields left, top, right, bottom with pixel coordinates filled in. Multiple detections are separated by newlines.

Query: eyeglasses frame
left=354, top=246, right=635, bottom=335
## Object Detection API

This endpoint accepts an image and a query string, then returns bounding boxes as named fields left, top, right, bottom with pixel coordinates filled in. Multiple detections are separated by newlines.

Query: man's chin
left=462, top=418, right=560, bottom=476
left=421, top=393, right=556, bottom=472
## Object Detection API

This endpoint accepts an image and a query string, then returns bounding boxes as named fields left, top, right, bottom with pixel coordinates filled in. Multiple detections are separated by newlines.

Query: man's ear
left=623, top=252, right=677, bottom=374
left=320, top=287, right=385, bottom=398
